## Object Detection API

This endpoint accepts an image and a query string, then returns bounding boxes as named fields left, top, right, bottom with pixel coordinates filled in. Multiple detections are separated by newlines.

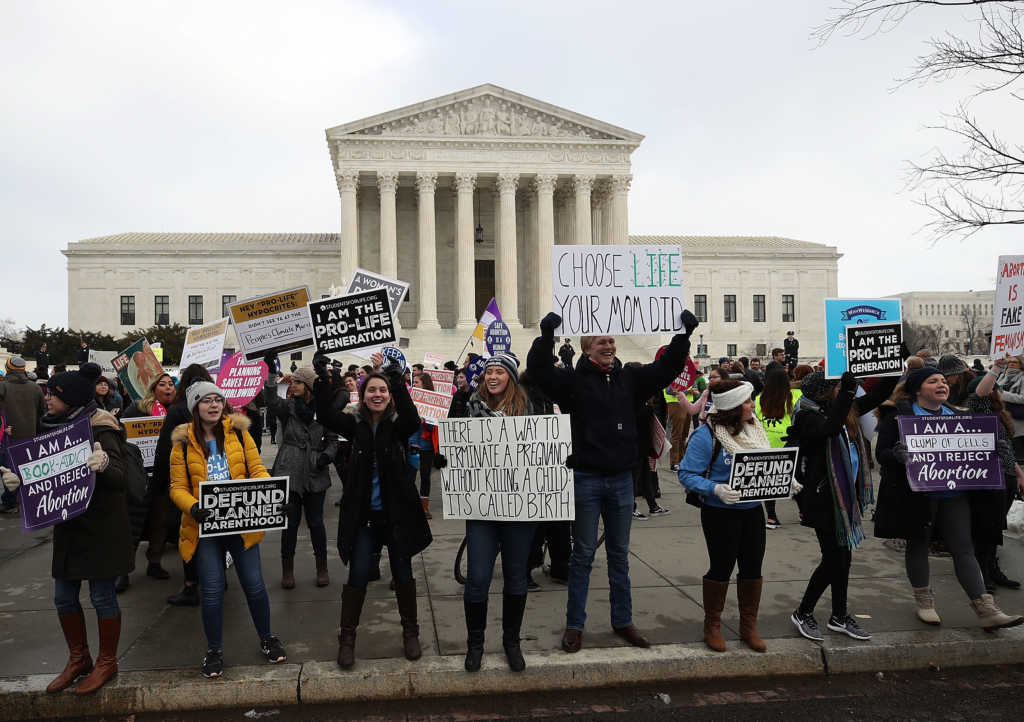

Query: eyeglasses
left=199, top=397, right=224, bottom=406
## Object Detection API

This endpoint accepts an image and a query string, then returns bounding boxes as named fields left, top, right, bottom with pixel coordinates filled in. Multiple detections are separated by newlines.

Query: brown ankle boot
left=337, top=584, right=366, bottom=669
left=315, top=556, right=330, bottom=587
left=702, top=577, right=729, bottom=652
left=281, top=557, right=295, bottom=589
left=48, top=613, right=93, bottom=693
left=421, top=496, right=432, bottom=520
left=737, top=578, right=767, bottom=652
left=394, top=581, right=422, bottom=660
left=74, top=616, right=120, bottom=694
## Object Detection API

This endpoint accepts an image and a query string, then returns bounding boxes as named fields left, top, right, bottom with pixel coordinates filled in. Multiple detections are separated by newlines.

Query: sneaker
left=260, top=635, right=287, bottom=663
left=790, top=610, right=823, bottom=642
left=827, top=614, right=872, bottom=640
left=202, top=649, right=223, bottom=678
left=632, top=510, right=648, bottom=520
left=765, top=518, right=781, bottom=530
left=669, top=464, right=678, bottom=472
left=649, top=506, right=671, bottom=516
left=527, top=572, right=540, bottom=591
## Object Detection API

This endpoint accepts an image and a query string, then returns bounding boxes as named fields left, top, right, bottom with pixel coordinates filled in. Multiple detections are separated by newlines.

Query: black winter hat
left=937, top=354, right=969, bottom=378
left=47, top=362, right=103, bottom=408
left=904, top=367, right=944, bottom=396
left=800, top=371, right=838, bottom=402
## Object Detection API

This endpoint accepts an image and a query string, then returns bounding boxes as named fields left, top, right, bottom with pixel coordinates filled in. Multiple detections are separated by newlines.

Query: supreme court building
left=65, top=84, right=840, bottom=364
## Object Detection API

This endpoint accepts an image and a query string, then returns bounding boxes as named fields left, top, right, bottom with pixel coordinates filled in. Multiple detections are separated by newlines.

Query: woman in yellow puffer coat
left=170, top=381, right=287, bottom=679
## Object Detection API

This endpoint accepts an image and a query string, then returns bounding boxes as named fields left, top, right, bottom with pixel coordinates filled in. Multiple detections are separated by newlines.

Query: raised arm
left=526, top=312, right=575, bottom=409
left=790, top=372, right=858, bottom=444
left=628, top=310, right=699, bottom=401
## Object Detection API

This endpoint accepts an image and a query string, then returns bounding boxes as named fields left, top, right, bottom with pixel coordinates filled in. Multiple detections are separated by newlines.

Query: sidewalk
left=1, top=441, right=1023, bottom=719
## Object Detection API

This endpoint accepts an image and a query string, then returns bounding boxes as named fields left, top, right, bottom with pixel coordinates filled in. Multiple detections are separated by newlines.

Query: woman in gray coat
left=264, top=366, right=339, bottom=588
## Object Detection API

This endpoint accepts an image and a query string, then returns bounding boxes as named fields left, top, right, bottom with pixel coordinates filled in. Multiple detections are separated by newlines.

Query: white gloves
left=790, top=480, right=804, bottom=498
left=1, top=466, right=19, bottom=493
left=713, top=483, right=742, bottom=505
left=86, top=442, right=109, bottom=473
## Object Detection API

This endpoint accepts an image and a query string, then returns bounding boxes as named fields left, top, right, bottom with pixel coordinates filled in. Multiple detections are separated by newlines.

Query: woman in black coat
left=315, top=352, right=431, bottom=670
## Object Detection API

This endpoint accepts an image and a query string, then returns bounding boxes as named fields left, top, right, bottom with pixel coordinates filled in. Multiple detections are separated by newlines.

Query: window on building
left=782, top=294, right=795, bottom=323
left=221, top=295, right=236, bottom=318
left=188, top=295, right=203, bottom=325
left=919, top=305, right=923, bottom=315
left=944, top=329, right=949, bottom=338
left=120, top=296, right=135, bottom=326
left=753, top=294, right=766, bottom=323
left=727, top=343, right=737, bottom=357
left=154, top=295, right=169, bottom=325
left=694, top=294, right=707, bottom=322
left=724, top=295, right=737, bottom=323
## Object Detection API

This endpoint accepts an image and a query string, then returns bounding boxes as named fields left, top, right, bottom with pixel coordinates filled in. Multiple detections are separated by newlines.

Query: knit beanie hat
left=800, top=371, right=839, bottom=402
left=48, top=362, right=102, bottom=408
left=937, top=354, right=969, bottom=378
left=904, top=367, right=944, bottom=396
left=5, top=356, right=26, bottom=374
left=291, top=367, right=317, bottom=389
left=186, top=381, right=225, bottom=414
left=485, top=352, right=520, bottom=385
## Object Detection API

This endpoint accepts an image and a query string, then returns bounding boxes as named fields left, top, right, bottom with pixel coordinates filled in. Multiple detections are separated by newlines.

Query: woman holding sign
left=169, top=382, right=287, bottom=678
left=313, top=352, right=431, bottom=670
left=874, top=367, right=1023, bottom=631
left=678, top=378, right=786, bottom=653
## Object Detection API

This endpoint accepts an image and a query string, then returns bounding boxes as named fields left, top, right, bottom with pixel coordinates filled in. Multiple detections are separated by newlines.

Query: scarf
left=709, top=416, right=770, bottom=456
left=294, top=396, right=315, bottom=425
left=152, top=400, right=167, bottom=417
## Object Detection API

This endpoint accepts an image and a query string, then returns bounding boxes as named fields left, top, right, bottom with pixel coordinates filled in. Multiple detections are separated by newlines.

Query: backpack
left=782, top=411, right=806, bottom=486
left=116, top=431, right=149, bottom=506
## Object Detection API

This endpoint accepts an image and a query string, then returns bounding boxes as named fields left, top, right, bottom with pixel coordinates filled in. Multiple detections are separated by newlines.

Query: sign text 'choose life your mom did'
left=551, top=244, right=685, bottom=336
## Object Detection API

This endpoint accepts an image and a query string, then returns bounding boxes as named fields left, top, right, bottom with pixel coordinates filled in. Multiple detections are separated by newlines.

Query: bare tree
left=0, top=318, right=21, bottom=344
left=958, top=302, right=993, bottom=351
left=815, top=1, right=1024, bottom=241
left=903, top=320, right=943, bottom=352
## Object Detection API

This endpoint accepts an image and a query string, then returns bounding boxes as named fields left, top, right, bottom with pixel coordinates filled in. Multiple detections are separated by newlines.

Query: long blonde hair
left=479, top=379, right=529, bottom=416
left=139, top=373, right=173, bottom=414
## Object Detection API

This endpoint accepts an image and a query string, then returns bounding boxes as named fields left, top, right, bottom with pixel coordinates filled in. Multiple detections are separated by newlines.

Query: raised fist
left=680, top=309, right=699, bottom=337
left=840, top=371, right=858, bottom=395
left=540, top=312, right=562, bottom=337
left=312, top=353, right=330, bottom=379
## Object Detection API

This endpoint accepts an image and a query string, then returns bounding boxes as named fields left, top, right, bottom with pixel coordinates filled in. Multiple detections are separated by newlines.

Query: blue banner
left=824, top=298, right=902, bottom=378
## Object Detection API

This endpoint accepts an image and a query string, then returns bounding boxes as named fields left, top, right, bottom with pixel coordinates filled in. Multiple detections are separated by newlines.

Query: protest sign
left=217, top=352, right=269, bottom=408
left=346, top=267, right=410, bottom=316
left=485, top=321, right=512, bottom=354
left=308, top=288, right=396, bottom=355
left=844, top=321, right=904, bottom=379
left=423, top=351, right=444, bottom=367
left=824, top=298, right=903, bottom=378
left=87, top=350, right=118, bottom=376
left=381, top=346, right=406, bottom=373
left=991, top=255, right=1024, bottom=359
left=411, top=387, right=453, bottom=425
left=668, top=358, right=699, bottom=394
left=228, top=287, right=315, bottom=361
left=551, top=244, right=685, bottom=336
left=437, top=414, right=574, bottom=521
left=466, top=355, right=488, bottom=389
left=112, top=338, right=165, bottom=401
left=8, top=415, right=95, bottom=531
left=897, top=414, right=1004, bottom=492
left=121, top=416, right=164, bottom=468
left=198, top=476, right=289, bottom=537
left=727, top=448, right=799, bottom=502
left=180, top=318, right=230, bottom=376
left=424, top=368, right=455, bottom=389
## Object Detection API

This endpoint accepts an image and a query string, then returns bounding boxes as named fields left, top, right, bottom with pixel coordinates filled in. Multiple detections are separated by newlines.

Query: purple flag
left=897, top=414, right=1004, bottom=493
left=8, top=415, right=96, bottom=532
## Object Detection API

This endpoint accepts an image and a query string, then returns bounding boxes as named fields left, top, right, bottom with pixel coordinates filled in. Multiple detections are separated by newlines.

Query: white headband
left=709, top=381, right=753, bottom=413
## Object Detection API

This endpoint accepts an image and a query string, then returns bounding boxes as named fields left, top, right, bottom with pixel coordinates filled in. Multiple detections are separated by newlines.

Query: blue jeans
left=54, top=578, right=119, bottom=618
left=464, top=519, right=537, bottom=603
left=346, top=523, right=414, bottom=589
left=195, top=535, right=272, bottom=651
left=566, top=470, right=634, bottom=630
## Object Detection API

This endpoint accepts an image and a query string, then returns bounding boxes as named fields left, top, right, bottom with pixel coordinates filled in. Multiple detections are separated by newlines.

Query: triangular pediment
left=326, top=84, right=643, bottom=143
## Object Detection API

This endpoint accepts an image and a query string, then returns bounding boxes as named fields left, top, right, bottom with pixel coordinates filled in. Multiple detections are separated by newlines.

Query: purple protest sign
left=897, top=414, right=1004, bottom=493
left=8, top=415, right=96, bottom=531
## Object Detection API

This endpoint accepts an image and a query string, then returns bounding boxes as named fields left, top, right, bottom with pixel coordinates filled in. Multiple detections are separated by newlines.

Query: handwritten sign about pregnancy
left=551, top=245, right=684, bottom=336
left=897, top=414, right=1004, bottom=492
left=437, top=414, right=574, bottom=521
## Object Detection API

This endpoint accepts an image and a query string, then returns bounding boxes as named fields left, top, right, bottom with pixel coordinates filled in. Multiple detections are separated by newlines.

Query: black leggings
left=418, top=449, right=434, bottom=497
left=700, top=505, right=766, bottom=582
left=798, top=527, right=852, bottom=618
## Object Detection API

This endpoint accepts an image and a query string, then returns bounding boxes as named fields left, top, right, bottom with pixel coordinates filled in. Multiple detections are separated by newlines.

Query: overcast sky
left=2, top=0, right=1019, bottom=330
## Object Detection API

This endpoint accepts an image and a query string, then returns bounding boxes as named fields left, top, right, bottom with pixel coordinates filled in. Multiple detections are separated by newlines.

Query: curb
left=2, top=629, right=1022, bottom=720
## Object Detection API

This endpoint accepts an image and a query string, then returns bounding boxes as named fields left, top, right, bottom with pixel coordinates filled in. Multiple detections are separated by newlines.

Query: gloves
left=539, top=312, right=562, bottom=338
left=1, top=466, right=19, bottom=493
left=713, top=483, right=742, bottom=505
left=86, top=442, right=109, bottom=472
left=190, top=502, right=214, bottom=524
left=839, top=371, right=858, bottom=395
left=381, top=355, right=402, bottom=375
left=680, top=309, right=699, bottom=337
left=789, top=480, right=804, bottom=498
left=315, top=453, right=331, bottom=471
left=892, top=442, right=911, bottom=465
left=433, top=453, right=447, bottom=469
left=312, top=353, right=330, bottom=380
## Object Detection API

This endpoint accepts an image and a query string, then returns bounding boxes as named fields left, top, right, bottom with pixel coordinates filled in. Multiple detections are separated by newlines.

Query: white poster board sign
left=346, top=268, right=409, bottom=316
left=991, top=255, right=1024, bottom=359
left=122, top=416, right=165, bottom=468
left=179, top=318, right=230, bottom=375
left=228, top=287, right=315, bottom=361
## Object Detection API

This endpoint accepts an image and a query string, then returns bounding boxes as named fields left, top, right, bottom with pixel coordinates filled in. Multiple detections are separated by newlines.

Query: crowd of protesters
left=1, top=316, right=1023, bottom=692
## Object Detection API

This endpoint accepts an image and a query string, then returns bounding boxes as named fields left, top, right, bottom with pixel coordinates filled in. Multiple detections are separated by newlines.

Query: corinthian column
left=377, top=171, right=399, bottom=281
left=336, top=169, right=360, bottom=284
left=415, top=171, right=440, bottom=330
left=573, top=174, right=594, bottom=246
left=496, top=173, right=520, bottom=326
left=534, top=174, right=557, bottom=324
left=454, top=172, right=477, bottom=329
left=611, top=174, right=632, bottom=244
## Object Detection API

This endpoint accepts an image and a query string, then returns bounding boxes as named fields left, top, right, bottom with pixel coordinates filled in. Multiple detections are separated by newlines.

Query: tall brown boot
left=394, top=581, right=422, bottom=660
left=337, top=584, right=366, bottom=669
left=702, top=577, right=729, bottom=652
left=47, top=613, right=93, bottom=693
left=737, top=577, right=767, bottom=653
left=74, top=616, right=120, bottom=694
left=281, top=557, right=295, bottom=589
left=315, top=556, right=330, bottom=587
